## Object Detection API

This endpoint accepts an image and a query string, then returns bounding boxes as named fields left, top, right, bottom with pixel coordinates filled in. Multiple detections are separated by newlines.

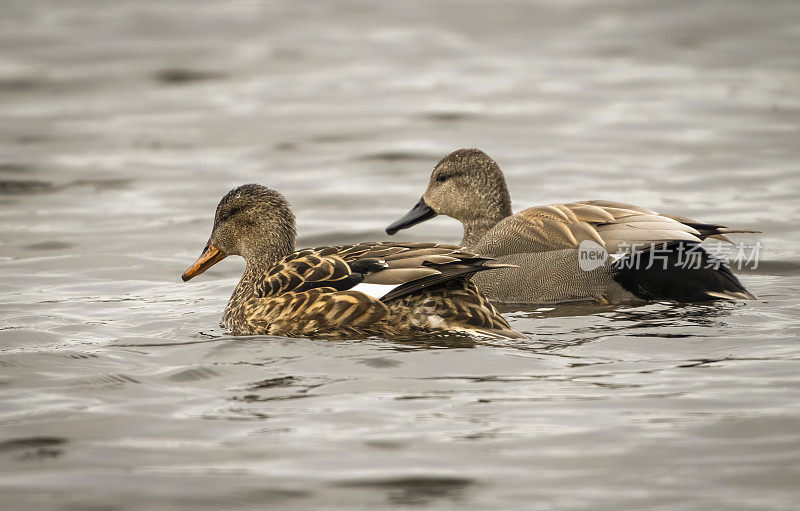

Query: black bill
left=386, top=197, right=437, bottom=235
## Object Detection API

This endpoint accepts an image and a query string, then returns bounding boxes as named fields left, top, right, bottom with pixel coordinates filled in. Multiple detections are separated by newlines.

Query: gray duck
left=386, top=149, right=758, bottom=304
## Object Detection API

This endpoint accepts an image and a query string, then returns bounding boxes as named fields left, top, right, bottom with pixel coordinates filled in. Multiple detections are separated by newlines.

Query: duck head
left=386, top=149, right=512, bottom=244
left=182, top=184, right=296, bottom=281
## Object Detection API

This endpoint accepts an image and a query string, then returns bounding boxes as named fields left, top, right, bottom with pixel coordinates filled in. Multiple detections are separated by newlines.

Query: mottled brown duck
left=182, top=184, right=521, bottom=339
left=386, top=148, right=759, bottom=304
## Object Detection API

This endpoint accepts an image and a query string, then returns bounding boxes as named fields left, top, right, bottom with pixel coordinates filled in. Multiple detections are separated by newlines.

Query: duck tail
left=666, top=216, right=762, bottom=242
left=612, top=241, right=756, bottom=302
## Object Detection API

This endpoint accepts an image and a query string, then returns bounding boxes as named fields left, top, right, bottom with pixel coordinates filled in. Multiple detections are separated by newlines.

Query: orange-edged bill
left=182, top=243, right=226, bottom=281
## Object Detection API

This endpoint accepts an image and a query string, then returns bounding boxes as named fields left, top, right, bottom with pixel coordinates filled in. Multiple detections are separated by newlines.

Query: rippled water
left=2, top=1, right=799, bottom=509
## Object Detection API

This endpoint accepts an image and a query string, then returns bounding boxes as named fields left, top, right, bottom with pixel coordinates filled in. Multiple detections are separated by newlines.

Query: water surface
left=1, top=1, right=799, bottom=509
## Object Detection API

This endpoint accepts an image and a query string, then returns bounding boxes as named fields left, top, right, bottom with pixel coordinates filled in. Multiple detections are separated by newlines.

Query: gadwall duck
left=182, top=184, right=521, bottom=338
left=386, top=149, right=758, bottom=304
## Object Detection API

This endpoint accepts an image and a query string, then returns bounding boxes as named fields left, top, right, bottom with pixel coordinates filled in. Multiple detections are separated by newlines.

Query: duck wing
left=259, top=242, right=510, bottom=301
left=477, top=201, right=759, bottom=256
left=342, top=242, right=514, bottom=301
left=248, top=242, right=514, bottom=337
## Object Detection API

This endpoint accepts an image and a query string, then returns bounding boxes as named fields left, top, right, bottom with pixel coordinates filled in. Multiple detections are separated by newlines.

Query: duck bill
left=386, top=197, right=437, bottom=235
left=182, top=243, right=226, bottom=282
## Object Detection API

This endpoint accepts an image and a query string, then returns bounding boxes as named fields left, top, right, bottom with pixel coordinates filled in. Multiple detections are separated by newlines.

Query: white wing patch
left=350, top=283, right=402, bottom=300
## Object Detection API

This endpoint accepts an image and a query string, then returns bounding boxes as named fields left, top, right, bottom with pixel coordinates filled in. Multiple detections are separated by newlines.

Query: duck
left=386, top=148, right=759, bottom=304
left=181, top=184, right=522, bottom=339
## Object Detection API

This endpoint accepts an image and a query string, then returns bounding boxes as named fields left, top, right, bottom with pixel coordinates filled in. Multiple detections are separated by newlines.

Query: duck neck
left=222, top=266, right=255, bottom=329
left=222, top=237, right=295, bottom=328
left=459, top=200, right=512, bottom=248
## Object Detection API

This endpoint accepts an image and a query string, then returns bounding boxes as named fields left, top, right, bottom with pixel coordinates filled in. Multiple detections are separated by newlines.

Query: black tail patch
left=612, top=241, right=755, bottom=302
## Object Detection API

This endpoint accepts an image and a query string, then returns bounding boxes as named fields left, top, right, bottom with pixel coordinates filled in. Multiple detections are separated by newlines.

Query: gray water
left=1, top=1, right=799, bottom=509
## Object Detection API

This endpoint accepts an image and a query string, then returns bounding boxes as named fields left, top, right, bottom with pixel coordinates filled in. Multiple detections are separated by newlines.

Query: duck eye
left=435, top=174, right=448, bottom=183
left=219, top=206, right=242, bottom=222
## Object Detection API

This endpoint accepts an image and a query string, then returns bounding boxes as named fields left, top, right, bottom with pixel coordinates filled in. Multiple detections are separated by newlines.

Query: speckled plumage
left=219, top=242, right=518, bottom=338
left=183, top=185, right=520, bottom=339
